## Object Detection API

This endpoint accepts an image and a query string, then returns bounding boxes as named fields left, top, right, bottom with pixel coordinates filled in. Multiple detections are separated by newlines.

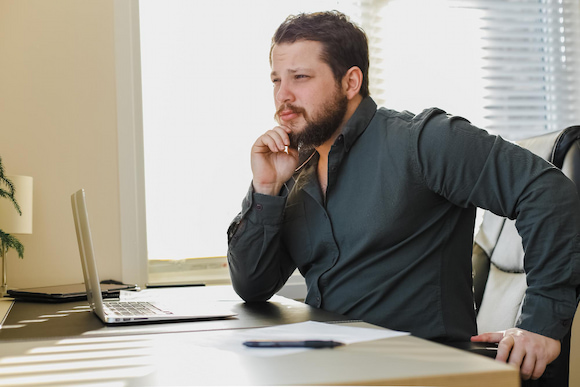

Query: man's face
left=271, top=40, right=348, bottom=150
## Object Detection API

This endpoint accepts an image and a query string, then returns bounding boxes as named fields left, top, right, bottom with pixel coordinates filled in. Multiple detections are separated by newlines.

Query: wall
left=0, top=0, right=122, bottom=287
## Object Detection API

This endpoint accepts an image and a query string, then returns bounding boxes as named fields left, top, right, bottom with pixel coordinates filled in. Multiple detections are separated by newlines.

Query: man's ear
left=342, top=66, right=363, bottom=100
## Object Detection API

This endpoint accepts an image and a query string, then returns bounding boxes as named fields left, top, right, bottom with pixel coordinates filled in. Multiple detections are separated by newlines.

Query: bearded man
left=227, top=11, right=580, bottom=385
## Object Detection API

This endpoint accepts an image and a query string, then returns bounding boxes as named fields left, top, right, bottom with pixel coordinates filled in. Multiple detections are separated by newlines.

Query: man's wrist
left=252, top=181, right=284, bottom=196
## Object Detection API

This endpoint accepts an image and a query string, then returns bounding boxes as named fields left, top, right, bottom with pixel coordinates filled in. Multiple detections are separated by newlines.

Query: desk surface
left=0, top=285, right=519, bottom=386
left=0, top=287, right=349, bottom=341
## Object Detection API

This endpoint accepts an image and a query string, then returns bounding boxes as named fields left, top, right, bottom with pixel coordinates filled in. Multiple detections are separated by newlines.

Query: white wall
left=0, top=0, right=122, bottom=287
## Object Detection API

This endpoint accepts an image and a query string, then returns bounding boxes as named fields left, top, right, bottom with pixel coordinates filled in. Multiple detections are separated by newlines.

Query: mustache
left=274, top=104, right=307, bottom=123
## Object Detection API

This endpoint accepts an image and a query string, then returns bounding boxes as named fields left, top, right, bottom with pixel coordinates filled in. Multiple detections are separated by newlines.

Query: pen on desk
left=243, top=340, right=344, bottom=348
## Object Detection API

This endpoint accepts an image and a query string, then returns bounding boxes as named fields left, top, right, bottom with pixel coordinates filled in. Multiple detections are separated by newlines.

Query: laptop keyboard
left=103, top=301, right=173, bottom=316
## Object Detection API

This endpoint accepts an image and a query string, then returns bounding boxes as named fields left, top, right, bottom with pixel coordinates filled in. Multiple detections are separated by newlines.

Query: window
left=450, top=0, right=580, bottom=140
left=117, top=0, right=580, bottom=287
left=137, top=1, right=363, bottom=285
left=362, top=0, right=488, bottom=126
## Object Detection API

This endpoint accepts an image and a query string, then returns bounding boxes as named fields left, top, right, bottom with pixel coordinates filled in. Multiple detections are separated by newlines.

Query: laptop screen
left=71, top=189, right=108, bottom=318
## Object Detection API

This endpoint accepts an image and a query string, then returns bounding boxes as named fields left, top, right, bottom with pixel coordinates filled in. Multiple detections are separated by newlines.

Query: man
left=227, top=11, right=580, bottom=382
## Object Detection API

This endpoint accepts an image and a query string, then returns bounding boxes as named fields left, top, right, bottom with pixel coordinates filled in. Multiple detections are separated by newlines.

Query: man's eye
left=271, top=79, right=281, bottom=85
left=295, top=74, right=309, bottom=79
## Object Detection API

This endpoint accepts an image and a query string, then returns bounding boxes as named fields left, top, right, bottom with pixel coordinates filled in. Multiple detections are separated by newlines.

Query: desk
left=0, top=286, right=348, bottom=341
left=0, top=286, right=519, bottom=386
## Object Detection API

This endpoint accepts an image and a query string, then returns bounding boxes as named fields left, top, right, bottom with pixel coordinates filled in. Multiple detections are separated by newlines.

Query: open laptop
left=71, top=188, right=237, bottom=324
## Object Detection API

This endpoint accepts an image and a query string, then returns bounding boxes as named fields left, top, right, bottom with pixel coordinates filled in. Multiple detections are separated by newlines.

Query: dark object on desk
left=439, top=341, right=498, bottom=359
left=6, top=281, right=139, bottom=303
left=243, top=340, right=344, bottom=348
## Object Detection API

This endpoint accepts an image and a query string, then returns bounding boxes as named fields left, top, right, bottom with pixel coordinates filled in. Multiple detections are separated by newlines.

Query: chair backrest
left=472, top=125, right=580, bottom=386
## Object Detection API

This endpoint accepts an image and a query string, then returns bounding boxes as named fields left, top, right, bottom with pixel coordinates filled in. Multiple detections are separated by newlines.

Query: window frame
left=115, top=0, right=148, bottom=287
left=115, top=0, right=580, bottom=287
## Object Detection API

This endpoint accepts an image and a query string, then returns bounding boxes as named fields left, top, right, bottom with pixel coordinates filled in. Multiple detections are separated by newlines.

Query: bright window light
left=139, top=1, right=361, bottom=261
left=138, top=0, right=580, bottom=264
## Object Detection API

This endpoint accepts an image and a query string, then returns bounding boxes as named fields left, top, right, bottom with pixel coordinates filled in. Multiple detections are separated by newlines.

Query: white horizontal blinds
left=451, top=0, right=580, bottom=140
left=359, top=0, right=389, bottom=107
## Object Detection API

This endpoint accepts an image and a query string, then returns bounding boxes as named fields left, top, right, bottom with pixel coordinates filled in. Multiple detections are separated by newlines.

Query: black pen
left=243, top=340, right=344, bottom=348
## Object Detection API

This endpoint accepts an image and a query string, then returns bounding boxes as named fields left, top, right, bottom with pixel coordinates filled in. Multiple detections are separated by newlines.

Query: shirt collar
left=341, top=96, right=377, bottom=153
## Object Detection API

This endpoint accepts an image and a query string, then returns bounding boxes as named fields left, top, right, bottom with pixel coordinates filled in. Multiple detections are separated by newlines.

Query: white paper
left=119, top=287, right=243, bottom=303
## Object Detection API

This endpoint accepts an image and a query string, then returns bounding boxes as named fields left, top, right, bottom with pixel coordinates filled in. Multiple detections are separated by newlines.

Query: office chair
left=472, top=125, right=580, bottom=387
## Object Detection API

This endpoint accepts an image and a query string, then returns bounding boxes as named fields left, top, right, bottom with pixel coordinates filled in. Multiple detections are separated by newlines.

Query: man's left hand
left=471, top=328, right=561, bottom=380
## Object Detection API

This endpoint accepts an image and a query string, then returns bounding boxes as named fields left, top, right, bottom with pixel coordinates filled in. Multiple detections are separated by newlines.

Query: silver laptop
left=71, top=188, right=236, bottom=324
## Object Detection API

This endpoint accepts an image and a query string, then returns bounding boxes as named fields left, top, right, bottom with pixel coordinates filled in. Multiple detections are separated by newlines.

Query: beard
left=276, top=88, right=348, bottom=152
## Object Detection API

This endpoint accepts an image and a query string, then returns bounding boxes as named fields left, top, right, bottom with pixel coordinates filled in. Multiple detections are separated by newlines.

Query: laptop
left=71, top=188, right=237, bottom=324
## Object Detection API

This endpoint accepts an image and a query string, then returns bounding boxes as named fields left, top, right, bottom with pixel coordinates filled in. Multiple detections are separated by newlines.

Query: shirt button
left=255, top=203, right=263, bottom=210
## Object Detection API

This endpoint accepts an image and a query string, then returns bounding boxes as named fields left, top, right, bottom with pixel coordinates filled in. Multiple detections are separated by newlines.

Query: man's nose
left=275, top=82, right=294, bottom=104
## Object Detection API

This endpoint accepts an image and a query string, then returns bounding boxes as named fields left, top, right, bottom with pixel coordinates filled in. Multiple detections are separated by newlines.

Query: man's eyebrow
left=271, top=68, right=312, bottom=78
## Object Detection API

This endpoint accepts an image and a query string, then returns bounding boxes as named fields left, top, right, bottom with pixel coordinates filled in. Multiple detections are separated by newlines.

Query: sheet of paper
left=118, top=287, right=295, bottom=310
left=119, top=286, right=243, bottom=303
left=204, top=320, right=409, bottom=357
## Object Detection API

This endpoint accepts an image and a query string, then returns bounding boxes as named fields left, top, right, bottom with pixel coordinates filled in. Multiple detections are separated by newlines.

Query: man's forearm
left=227, top=189, right=296, bottom=302
left=515, top=170, right=580, bottom=339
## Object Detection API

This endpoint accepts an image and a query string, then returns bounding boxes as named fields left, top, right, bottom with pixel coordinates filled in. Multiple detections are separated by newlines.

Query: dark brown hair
left=270, top=11, right=370, bottom=98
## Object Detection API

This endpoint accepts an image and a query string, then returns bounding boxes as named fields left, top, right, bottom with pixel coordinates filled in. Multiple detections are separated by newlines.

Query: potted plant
left=0, top=156, right=24, bottom=259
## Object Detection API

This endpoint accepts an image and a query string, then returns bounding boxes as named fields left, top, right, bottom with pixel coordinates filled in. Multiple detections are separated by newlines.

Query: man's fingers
left=286, top=146, right=299, bottom=159
left=476, top=328, right=561, bottom=381
left=255, top=128, right=290, bottom=153
left=471, top=332, right=504, bottom=343
left=496, top=334, right=515, bottom=363
left=531, top=360, right=547, bottom=380
left=517, top=351, right=547, bottom=381
left=250, top=126, right=300, bottom=196
left=519, top=353, right=535, bottom=380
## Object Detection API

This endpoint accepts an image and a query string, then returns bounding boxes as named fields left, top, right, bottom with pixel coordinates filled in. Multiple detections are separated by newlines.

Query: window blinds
left=362, top=0, right=579, bottom=140
left=358, top=0, right=489, bottom=129
left=451, top=0, right=579, bottom=139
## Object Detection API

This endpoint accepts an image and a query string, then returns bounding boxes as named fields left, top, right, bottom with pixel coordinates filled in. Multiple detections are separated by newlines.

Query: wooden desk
left=0, top=286, right=519, bottom=386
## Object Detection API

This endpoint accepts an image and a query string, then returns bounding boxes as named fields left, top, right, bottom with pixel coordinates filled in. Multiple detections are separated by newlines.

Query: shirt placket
left=315, top=134, right=346, bottom=307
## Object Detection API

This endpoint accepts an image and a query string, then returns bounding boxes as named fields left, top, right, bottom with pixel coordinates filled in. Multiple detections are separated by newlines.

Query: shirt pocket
left=282, top=202, right=313, bottom=270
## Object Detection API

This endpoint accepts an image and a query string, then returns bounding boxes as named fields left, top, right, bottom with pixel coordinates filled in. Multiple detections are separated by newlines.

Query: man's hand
left=471, top=328, right=561, bottom=380
left=251, top=126, right=300, bottom=196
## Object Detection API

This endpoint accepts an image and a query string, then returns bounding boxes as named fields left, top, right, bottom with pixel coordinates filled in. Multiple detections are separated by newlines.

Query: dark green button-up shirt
left=228, top=97, right=580, bottom=341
